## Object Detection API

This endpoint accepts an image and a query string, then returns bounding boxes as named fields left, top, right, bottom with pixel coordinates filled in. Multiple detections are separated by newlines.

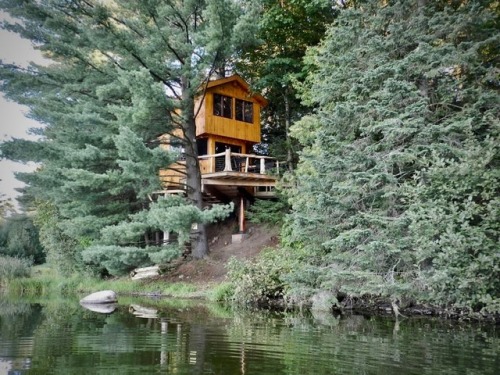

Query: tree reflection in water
left=0, top=299, right=498, bottom=374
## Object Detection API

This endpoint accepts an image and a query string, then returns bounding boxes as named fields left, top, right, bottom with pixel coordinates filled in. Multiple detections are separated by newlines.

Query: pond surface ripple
left=0, top=298, right=498, bottom=374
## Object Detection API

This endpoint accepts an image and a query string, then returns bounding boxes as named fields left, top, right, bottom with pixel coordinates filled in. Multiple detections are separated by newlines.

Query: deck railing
left=198, top=149, right=279, bottom=175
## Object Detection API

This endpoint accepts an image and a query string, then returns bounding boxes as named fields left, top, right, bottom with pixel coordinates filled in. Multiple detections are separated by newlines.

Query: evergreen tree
left=287, top=0, right=499, bottom=311
left=0, top=213, right=45, bottom=264
left=0, top=0, right=252, bottom=273
left=237, top=0, right=338, bottom=168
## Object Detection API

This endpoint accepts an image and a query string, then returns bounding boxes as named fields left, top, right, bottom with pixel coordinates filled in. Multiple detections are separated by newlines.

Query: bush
left=0, top=214, right=45, bottom=264
left=227, top=247, right=293, bottom=305
left=0, top=256, right=32, bottom=281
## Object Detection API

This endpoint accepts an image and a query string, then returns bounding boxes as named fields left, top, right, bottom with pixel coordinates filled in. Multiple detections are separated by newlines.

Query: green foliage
left=247, top=195, right=289, bottom=226
left=237, top=0, right=338, bottom=166
left=81, top=245, right=152, bottom=276
left=100, top=195, right=233, bottom=246
left=33, top=201, right=82, bottom=276
left=0, top=256, right=32, bottom=281
left=209, top=282, right=236, bottom=302
left=284, top=0, right=500, bottom=312
left=408, top=135, right=500, bottom=311
left=227, top=247, right=293, bottom=305
left=0, top=213, right=45, bottom=264
left=91, top=195, right=233, bottom=275
left=0, top=0, right=256, bottom=269
left=3, top=263, right=201, bottom=298
left=81, top=244, right=181, bottom=277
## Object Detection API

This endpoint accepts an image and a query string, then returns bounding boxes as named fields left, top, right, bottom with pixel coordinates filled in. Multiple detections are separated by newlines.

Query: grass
left=0, top=256, right=32, bottom=281
left=208, top=282, right=235, bottom=302
left=2, top=264, right=209, bottom=299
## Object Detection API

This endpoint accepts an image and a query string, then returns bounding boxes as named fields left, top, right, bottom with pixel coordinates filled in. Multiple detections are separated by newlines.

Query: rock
left=80, top=290, right=117, bottom=304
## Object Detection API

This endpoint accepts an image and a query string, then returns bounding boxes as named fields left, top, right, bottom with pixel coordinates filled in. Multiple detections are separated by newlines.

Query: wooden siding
left=195, top=82, right=261, bottom=143
left=159, top=161, right=185, bottom=188
left=160, top=75, right=275, bottom=198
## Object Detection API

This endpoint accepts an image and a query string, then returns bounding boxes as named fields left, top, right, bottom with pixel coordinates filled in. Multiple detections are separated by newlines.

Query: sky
left=0, top=12, right=47, bottom=209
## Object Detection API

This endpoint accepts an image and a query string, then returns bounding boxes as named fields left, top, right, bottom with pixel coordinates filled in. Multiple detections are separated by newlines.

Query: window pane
left=213, top=93, right=232, bottom=118
left=236, top=99, right=253, bottom=123
left=235, top=99, right=244, bottom=121
left=213, top=94, right=222, bottom=116
left=244, top=101, right=253, bottom=123
left=222, top=95, right=232, bottom=118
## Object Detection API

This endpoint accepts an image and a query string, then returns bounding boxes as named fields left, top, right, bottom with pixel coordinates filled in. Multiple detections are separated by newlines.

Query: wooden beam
left=202, top=179, right=277, bottom=187
left=239, top=196, right=245, bottom=233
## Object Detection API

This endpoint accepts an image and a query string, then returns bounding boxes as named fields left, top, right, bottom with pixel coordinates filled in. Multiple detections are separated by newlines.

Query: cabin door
left=215, top=142, right=241, bottom=172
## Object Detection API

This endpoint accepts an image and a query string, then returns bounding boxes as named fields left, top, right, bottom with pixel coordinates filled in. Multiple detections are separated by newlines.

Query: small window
left=213, top=93, right=232, bottom=118
left=235, top=99, right=253, bottom=123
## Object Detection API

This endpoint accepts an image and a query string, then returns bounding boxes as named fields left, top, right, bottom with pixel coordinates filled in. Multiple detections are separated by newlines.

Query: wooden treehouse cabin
left=159, top=75, right=279, bottom=239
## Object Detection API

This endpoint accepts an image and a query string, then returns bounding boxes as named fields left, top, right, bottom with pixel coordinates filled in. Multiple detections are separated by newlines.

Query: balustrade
left=198, top=149, right=279, bottom=175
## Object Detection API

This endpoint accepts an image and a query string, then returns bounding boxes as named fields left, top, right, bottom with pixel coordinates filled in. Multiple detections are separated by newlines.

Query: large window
left=213, top=93, right=232, bottom=118
left=235, top=99, right=253, bottom=123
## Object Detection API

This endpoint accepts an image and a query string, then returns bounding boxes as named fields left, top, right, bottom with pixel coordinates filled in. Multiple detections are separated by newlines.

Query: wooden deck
left=160, top=149, right=279, bottom=201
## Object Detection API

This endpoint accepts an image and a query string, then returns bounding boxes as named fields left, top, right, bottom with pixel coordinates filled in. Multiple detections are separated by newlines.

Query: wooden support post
left=163, top=192, right=170, bottom=245
left=239, top=196, right=245, bottom=233
left=260, top=158, right=265, bottom=174
left=224, top=148, right=232, bottom=171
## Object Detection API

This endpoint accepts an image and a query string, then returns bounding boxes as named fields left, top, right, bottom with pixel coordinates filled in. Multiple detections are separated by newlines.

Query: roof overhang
left=204, top=74, right=268, bottom=107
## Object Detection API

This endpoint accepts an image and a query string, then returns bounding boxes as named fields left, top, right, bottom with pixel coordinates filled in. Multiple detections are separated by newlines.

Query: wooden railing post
left=209, top=155, right=214, bottom=173
left=224, top=148, right=232, bottom=171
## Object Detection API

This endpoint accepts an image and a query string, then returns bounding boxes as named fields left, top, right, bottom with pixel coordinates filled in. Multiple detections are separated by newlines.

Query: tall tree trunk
left=182, top=77, right=209, bottom=259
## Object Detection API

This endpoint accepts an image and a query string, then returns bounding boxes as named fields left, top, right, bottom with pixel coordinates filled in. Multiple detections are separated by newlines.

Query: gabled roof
left=205, top=74, right=268, bottom=107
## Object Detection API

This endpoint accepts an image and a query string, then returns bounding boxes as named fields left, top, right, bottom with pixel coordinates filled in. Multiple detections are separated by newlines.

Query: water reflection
left=80, top=302, right=117, bottom=314
left=0, top=298, right=498, bottom=374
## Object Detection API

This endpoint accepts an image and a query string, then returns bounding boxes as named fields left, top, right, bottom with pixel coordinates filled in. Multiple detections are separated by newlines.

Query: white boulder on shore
left=79, top=290, right=117, bottom=304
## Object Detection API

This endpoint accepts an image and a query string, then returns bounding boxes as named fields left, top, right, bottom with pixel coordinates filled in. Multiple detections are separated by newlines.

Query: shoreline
left=3, top=273, right=499, bottom=324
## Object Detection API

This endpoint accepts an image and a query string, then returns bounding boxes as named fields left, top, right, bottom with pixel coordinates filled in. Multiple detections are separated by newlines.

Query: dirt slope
left=161, top=222, right=279, bottom=283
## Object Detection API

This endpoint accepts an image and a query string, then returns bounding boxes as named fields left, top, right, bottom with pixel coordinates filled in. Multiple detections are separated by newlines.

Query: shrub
left=0, top=256, right=32, bottom=281
left=227, top=247, right=293, bottom=305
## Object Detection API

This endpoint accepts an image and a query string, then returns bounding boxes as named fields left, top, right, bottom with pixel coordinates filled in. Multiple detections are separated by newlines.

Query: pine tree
left=287, top=0, right=499, bottom=311
left=0, top=0, right=254, bottom=273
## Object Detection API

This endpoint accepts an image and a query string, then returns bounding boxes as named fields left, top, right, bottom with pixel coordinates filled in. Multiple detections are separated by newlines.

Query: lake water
left=0, top=297, right=498, bottom=374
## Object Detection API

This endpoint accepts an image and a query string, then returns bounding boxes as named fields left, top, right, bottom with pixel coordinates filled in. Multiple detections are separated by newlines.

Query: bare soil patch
left=160, top=221, right=279, bottom=284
